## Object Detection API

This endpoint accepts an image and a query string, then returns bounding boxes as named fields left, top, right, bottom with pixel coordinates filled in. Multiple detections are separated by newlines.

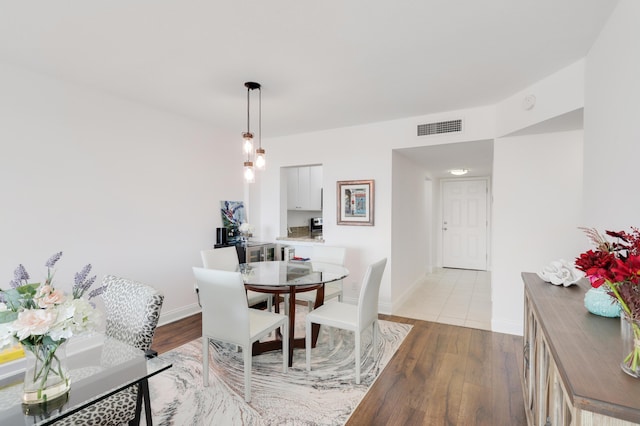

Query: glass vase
left=22, top=340, right=71, bottom=404
left=620, top=311, right=640, bottom=378
left=584, top=285, right=620, bottom=317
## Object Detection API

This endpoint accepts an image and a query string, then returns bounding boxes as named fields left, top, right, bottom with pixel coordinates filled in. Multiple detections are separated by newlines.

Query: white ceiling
left=397, top=139, right=494, bottom=179
left=0, top=1, right=617, bottom=174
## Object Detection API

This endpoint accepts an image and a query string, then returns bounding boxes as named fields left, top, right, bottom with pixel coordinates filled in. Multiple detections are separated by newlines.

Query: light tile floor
left=394, top=267, right=492, bottom=331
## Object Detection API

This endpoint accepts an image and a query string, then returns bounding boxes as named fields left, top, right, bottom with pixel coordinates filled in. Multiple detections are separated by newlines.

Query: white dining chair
left=305, top=258, right=387, bottom=384
left=193, top=267, right=288, bottom=403
left=288, top=246, right=346, bottom=311
left=200, top=247, right=272, bottom=310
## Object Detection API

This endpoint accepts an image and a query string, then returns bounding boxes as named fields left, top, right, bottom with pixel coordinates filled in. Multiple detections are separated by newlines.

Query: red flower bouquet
left=575, top=227, right=640, bottom=376
left=575, top=227, right=640, bottom=317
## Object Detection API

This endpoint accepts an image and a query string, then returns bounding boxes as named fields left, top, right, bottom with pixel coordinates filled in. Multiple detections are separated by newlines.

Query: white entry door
left=442, top=179, right=488, bottom=270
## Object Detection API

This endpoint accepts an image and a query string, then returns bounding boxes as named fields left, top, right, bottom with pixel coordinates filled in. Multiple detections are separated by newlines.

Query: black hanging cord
left=258, top=87, right=262, bottom=148
left=246, top=86, right=251, bottom=133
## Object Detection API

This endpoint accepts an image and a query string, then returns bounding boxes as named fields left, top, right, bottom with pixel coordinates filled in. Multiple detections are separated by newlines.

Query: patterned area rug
left=146, top=314, right=411, bottom=425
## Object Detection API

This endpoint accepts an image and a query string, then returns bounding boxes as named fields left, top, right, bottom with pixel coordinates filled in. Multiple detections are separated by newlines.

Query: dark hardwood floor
left=151, top=313, right=527, bottom=426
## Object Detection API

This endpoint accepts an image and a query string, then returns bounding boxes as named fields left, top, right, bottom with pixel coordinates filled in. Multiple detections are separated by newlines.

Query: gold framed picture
left=336, top=180, right=374, bottom=226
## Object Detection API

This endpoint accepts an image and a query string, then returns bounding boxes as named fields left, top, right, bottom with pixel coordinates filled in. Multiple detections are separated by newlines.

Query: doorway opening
left=393, top=140, right=493, bottom=330
left=441, top=177, right=490, bottom=271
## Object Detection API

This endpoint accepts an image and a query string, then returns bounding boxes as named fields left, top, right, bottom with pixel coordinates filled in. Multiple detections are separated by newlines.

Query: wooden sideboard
left=522, top=272, right=640, bottom=426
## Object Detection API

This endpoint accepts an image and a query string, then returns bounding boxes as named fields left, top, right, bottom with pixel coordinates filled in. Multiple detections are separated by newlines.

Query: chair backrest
left=193, top=267, right=250, bottom=346
left=102, top=275, right=164, bottom=351
left=201, top=247, right=239, bottom=271
left=357, top=258, right=387, bottom=328
left=312, top=245, right=346, bottom=266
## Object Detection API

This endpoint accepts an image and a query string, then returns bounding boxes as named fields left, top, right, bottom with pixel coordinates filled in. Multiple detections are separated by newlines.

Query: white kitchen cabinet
left=287, top=167, right=303, bottom=210
left=287, top=166, right=322, bottom=211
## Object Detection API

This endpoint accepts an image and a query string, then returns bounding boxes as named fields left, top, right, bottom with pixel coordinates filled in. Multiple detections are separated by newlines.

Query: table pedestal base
left=246, top=284, right=325, bottom=367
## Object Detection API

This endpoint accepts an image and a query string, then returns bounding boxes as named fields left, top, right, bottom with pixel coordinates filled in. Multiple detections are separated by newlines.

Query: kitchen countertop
left=276, top=236, right=324, bottom=243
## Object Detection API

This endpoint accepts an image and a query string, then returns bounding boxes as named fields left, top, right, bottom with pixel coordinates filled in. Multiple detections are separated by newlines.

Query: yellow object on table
left=0, top=344, right=25, bottom=364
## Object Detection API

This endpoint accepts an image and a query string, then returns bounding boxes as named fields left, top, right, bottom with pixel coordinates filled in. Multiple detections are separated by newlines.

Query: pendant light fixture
left=242, top=81, right=265, bottom=183
left=254, top=87, right=266, bottom=170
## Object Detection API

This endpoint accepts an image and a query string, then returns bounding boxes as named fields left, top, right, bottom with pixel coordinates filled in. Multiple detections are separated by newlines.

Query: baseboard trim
left=391, top=274, right=427, bottom=314
left=158, top=303, right=201, bottom=327
left=339, top=295, right=392, bottom=315
left=491, top=318, right=523, bottom=336
left=378, top=301, right=392, bottom=315
left=159, top=296, right=399, bottom=327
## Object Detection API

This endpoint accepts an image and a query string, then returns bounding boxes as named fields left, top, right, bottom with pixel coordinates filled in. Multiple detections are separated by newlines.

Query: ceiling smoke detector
left=522, top=94, right=536, bottom=110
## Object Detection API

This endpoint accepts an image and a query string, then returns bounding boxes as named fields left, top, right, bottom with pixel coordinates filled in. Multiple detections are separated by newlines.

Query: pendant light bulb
left=241, top=82, right=262, bottom=183
left=244, top=161, right=255, bottom=183
left=255, top=147, right=266, bottom=170
left=242, top=132, right=253, bottom=154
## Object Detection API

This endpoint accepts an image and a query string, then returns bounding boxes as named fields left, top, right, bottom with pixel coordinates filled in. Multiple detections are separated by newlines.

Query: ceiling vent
left=417, top=119, right=463, bottom=136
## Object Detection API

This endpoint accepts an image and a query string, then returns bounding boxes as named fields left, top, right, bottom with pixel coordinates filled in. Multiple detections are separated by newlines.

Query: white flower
left=44, top=298, right=101, bottom=341
left=0, top=322, right=15, bottom=351
left=48, top=324, right=73, bottom=342
left=10, top=309, right=58, bottom=340
left=68, top=298, right=101, bottom=333
left=239, top=223, right=254, bottom=234
left=37, top=285, right=66, bottom=308
left=1, top=253, right=103, bottom=347
left=47, top=303, right=74, bottom=340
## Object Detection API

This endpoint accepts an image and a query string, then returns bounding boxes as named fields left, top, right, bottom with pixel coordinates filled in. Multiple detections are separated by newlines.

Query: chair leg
left=282, top=321, right=289, bottom=373
left=305, top=318, right=312, bottom=371
left=131, top=382, right=143, bottom=426
left=355, top=330, right=361, bottom=384
left=243, top=344, right=252, bottom=403
left=141, top=378, right=152, bottom=426
left=373, top=320, right=379, bottom=358
left=328, top=325, right=334, bottom=349
left=203, top=336, right=209, bottom=387
left=267, top=295, right=273, bottom=312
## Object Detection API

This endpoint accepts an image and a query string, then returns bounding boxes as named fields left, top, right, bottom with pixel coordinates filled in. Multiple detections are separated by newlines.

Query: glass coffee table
left=0, top=333, right=172, bottom=425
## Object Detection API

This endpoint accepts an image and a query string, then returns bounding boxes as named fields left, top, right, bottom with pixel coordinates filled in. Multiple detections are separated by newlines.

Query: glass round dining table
left=239, top=260, right=349, bottom=367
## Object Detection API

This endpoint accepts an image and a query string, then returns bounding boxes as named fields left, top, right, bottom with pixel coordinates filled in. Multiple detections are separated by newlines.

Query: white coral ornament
left=537, top=259, right=584, bottom=287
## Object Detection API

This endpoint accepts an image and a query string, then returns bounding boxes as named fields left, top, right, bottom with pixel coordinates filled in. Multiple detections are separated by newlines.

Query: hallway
left=395, top=268, right=492, bottom=331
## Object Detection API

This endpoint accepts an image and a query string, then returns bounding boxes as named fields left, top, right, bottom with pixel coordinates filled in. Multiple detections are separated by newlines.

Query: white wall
left=0, top=63, right=242, bottom=325
left=257, top=107, right=497, bottom=313
left=492, top=130, right=584, bottom=334
left=391, top=151, right=430, bottom=310
left=256, top=76, right=588, bottom=327
left=257, top=123, right=394, bottom=309
left=496, top=59, right=585, bottom=137
left=583, top=0, right=640, bottom=230
left=256, top=62, right=591, bottom=333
